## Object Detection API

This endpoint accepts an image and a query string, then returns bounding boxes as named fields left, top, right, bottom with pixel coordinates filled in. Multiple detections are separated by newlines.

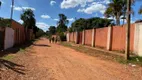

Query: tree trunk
left=116, top=13, right=120, bottom=25
left=116, top=17, right=120, bottom=25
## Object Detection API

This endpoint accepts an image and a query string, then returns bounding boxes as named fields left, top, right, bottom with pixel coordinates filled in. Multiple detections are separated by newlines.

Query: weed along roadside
left=60, top=42, right=142, bottom=67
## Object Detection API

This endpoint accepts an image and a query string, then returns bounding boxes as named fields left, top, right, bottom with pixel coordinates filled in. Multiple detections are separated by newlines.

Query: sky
left=0, top=0, right=142, bottom=32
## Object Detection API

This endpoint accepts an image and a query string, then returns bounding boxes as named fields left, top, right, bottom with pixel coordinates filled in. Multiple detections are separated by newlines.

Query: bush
left=59, top=32, right=66, bottom=41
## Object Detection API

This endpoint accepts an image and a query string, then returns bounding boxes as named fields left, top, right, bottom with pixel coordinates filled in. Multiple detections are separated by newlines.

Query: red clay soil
left=0, top=38, right=142, bottom=80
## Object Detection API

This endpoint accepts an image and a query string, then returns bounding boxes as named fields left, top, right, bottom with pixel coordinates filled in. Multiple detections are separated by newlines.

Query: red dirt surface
left=0, top=38, right=142, bottom=80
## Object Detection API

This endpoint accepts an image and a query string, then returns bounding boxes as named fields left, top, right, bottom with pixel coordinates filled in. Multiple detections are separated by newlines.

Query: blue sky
left=0, top=0, right=142, bottom=32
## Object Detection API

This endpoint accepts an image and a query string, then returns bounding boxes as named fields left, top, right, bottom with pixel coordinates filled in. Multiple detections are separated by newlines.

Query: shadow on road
left=0, top=59, right=26, bottom=75
left=33, top=44, right=51, bottom=47
left=0, top=40, right=35, bottom=57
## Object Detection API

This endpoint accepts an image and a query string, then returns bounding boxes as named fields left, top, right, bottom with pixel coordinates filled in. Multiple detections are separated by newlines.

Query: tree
left=104, top=0, right=126, bottom=25
left=56, top=14, right=69, bottom=41
left=71, top=18, right=87, bottom=32
left=48, top=26, right=56, bottom=35
left=57, top=14, right=69, bottom=33
left=139, top=6, right=142, bottom=14
left=70, top=17, right=114, bottom=32
left=0, top=1, right=2, bottom=7
left=20, top=9, right=36, bottom=40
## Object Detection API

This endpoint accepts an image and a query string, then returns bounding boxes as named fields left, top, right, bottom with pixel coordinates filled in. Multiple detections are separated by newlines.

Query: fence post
left=82, top=30, right=85, bottom=45
left=92, top=28, right=95, bottom=47
left=107, top=26, right=112, bottom=50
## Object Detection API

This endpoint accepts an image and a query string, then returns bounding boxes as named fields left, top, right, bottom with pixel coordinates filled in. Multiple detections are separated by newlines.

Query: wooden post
left=125, top=0, right=131, bottom=60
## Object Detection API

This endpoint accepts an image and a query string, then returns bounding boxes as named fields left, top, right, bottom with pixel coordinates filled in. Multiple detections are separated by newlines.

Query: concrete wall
left=134, top=23, right=142, bottom=56
left=4, top=27, right=14, bottom=50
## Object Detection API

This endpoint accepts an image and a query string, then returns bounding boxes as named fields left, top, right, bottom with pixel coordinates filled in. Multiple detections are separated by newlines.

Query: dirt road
left=1, top=38, right=142, bottom=80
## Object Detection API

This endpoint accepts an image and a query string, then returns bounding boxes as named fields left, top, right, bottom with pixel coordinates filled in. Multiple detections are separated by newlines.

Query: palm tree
left=57, top=14, right=69, bottom=32
left=20, top=9, right=36, bottom=40
left=104, top=0, right=125, bottom=25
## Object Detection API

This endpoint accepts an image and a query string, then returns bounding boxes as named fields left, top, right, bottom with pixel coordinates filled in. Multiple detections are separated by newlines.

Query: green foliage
left=69, top=17, right=114, bottom=32
left=58, top=32, right=66, bottom=41
left=0, top=18, right=11, bottom=27
left=48, top=26, right=56, bottom=35
left=0, top=1, right=2, bottom=7
left=56, top=14, right=68, bottom=41
left=36, top=28, right=45, bottom=38
left=20, top=9, right=36, bottom=29
left=139, top=6, right=142, bottom=14
left=57, top=14, right=68, bottom=33
left=104, top=0, right=126, bottom=25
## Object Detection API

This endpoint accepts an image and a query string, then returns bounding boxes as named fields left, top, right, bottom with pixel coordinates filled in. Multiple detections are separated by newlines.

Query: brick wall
left=11, top=20, right=25, bottom=45
left=68, top=23, right=136, bottom=53
left=11, top=20, right=33, bottom=45
left=84, top=30, right=92, bottom=46
left=111, top=24, right=135, bottom=51
left=95, top=27, right=108, bottom=49
left=78, top=32, right=82, bottom=44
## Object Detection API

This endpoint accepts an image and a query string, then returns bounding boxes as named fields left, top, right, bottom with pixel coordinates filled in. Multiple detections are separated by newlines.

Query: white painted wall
left=4, top=27, right=14, bottom=50
left=134, top=23, right=142, bottom=56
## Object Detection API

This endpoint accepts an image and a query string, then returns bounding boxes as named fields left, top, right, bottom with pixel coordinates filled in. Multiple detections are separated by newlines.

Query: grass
left=60, top=42, right=142, bottom=66
left=1, top=54, right=15, bottom=60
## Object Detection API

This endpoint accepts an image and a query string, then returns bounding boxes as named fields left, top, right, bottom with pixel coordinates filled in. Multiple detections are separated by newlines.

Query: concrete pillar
left=82, top=30, right=85, bottom=45
left=92, top=28, right=95, bottom=47
left=66, top=32, right=70, bottom=42
left=75, top=31, right=79, bottom=44
left=107, top=26, right=112, bottom=50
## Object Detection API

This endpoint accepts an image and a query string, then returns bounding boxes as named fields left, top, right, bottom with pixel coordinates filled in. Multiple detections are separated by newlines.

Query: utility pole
left=10, top=0, right=14, bottom=27
left=125, top=0, right=131, bottom=60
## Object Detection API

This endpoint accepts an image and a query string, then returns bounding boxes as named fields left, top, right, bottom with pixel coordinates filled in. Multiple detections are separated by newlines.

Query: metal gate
left=0, top=29, right=4, bottom=50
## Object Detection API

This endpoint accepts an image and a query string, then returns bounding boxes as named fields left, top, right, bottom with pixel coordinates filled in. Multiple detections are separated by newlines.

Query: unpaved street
left=1, top=38, right=142, bottom=80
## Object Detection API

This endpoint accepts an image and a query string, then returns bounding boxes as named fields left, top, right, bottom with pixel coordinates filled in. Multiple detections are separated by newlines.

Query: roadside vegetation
left=60, top=42, right=142, bottom=66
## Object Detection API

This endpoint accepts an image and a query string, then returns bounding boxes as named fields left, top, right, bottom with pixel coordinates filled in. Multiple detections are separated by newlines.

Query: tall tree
left=57, top=14, right=69, bottom=33
left=20, top=9, right=36, bottom=40
left=104, top=0, right=125, bottom=25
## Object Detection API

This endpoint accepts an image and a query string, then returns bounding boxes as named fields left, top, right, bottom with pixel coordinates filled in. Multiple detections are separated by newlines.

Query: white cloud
left=54, top=19, right=59, bottom=21
left=13, top=6, right=36, bottom=11
left=50, top=0, right=56, bottom=6
left=36, top=22, right=49, bottom=32
left=67, top=18, right=75, bottom=22
left=77, top=2, right=106, bottom=14
left=18, top=20, right=23, bottom=24
left=22, top=7, right=36, bottom=11
left=60, top=0, right=94, bottom=9
left=41, top=15, right=51, bottom=19
left=14, top=6, right=23, bottom=11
